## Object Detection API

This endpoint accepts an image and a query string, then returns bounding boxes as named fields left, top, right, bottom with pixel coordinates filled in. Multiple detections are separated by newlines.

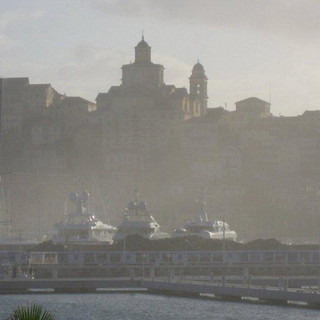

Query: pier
left=0, top=278, right=141, bottom=294
left=142, top=279, right=320, bottom=306
left=2, top=248, right=320, bottom=308
left=1, top=278, right=320, bottom=307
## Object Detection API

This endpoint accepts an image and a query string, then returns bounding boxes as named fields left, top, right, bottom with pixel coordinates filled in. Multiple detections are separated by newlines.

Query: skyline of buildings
left=1, top=37, right=320, bottom=242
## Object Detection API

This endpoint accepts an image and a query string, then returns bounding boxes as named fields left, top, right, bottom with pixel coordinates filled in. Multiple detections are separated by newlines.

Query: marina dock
left=1, top=277, right=320, bottom=308
left=142, top=279, right=320, bottom=306
left=0, top=278, right=141, bottom=293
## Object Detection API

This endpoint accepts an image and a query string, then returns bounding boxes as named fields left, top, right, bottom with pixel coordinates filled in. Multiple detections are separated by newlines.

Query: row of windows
left=23, top=250, right=320, bottom=266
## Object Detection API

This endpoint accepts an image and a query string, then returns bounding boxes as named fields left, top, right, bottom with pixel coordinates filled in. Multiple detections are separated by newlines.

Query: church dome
left=190, top=61, right=207, bottom=80
left=135, top=37, right=150, bottom=49
left=192, top=62, right=205, bottom=73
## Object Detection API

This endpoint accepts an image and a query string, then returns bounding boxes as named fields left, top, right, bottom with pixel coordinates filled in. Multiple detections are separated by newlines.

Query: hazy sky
left=1, top=0, right=320, bottom=116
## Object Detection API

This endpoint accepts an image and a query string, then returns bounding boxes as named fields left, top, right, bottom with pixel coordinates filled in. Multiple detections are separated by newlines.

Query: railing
left=23, top=249, right=320, bottom=267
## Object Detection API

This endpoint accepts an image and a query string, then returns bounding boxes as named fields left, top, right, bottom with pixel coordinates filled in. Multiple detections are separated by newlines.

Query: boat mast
left=0, top=78, right=10, bottom=227
left=134, top=189, right=140, bottom=214
left=198, top=187, right=208, bottom=222
left=0, top=77, right=3, bottom=173
left=97, top=182, right=110, bottom=224
left=0, top=77, right=2, bottom=145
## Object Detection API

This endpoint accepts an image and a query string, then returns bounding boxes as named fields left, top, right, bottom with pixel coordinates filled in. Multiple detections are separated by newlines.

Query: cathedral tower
left=122, top=37, right=164, bottom=88
left=135, top=36, right=151, bottom=63
left=189, top=61, right=208, bottom=116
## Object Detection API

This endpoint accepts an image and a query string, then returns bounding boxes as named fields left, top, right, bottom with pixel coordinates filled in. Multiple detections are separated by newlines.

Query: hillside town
left=1, top=37, right=320, bottom=242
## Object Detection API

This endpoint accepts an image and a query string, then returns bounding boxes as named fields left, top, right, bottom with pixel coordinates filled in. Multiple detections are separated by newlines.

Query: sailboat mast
left=0, top=77, right=3, bottom=166
left=0, top=78, right=12, bottom=228
left=0, top=78, right=9, bottom=229
left=0, top=78, right=5, bottom=224
left=0, top=77, right=2, bottom=143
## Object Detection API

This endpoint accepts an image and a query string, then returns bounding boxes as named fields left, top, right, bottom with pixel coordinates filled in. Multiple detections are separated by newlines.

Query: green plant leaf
left=9, top=304, right=54, bottom=320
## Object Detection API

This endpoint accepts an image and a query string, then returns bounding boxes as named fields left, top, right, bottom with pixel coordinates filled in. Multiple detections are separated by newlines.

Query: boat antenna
left=134, top=189, right=140, bottom=215
left=200, top=201, right=208, bottom=222
left=198, top=187, right=208, bottom=222
left=134, top=188, right=139, bottom=202
left=97, top=182, right=110, bottom=224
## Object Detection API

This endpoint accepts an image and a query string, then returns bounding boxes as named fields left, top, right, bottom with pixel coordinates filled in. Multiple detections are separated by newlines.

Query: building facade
left=1, top=38, right=320, bottom=241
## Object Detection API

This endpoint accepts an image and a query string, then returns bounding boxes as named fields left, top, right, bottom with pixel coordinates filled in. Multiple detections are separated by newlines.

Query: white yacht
left=172, top=203, right=237, bottom=241
left=49, top=191, right=117, bottom=244
left=113, top=196, right=169, bottom=241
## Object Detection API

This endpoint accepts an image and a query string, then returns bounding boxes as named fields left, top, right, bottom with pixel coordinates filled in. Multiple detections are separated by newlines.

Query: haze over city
left=3, top=2, right=320, bottom=317
left=1, top=0, right=320, bottom=116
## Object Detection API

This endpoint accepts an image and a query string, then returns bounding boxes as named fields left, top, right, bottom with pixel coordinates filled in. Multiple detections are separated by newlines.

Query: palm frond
left=9, top=304, right=54, bottom=320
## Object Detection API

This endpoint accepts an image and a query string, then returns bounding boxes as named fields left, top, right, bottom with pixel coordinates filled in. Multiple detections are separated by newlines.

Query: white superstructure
left=172, top=203, right=237, bottom=241
left=113, top=196, right=169, bottom=241
left=49, top=191, right=117, bottom=244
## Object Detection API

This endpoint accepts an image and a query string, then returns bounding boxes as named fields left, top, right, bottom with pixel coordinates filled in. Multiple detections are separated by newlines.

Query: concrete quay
left=0, top=278, right=141, bottom=294
left=142, top=279, right=320, bottom=307
left=1, top=277, right=320, bottom=308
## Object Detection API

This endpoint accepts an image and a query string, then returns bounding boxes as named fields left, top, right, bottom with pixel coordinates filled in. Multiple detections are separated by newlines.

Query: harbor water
left=0, top=293, right=319, bottom=320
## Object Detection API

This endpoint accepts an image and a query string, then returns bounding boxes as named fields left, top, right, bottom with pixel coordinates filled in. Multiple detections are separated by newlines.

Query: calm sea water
left=0, top=293, right=319, bottom=320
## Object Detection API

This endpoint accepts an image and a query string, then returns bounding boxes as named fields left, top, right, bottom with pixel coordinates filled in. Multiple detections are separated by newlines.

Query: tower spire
left=189, top=61, right=208, bottom=116
left=135, top=35, right=151, bottom=63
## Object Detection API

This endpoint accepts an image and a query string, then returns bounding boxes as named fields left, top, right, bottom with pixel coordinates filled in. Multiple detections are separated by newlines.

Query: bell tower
left=189, top=61, right=208, bottom=115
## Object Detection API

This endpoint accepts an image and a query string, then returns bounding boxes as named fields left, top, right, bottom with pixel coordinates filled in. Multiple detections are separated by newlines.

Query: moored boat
left=172, top=202, right=237, bottom=240
left=113, top=193, right=169, bottom=241
left=48, top=191, right=117, bottom=244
